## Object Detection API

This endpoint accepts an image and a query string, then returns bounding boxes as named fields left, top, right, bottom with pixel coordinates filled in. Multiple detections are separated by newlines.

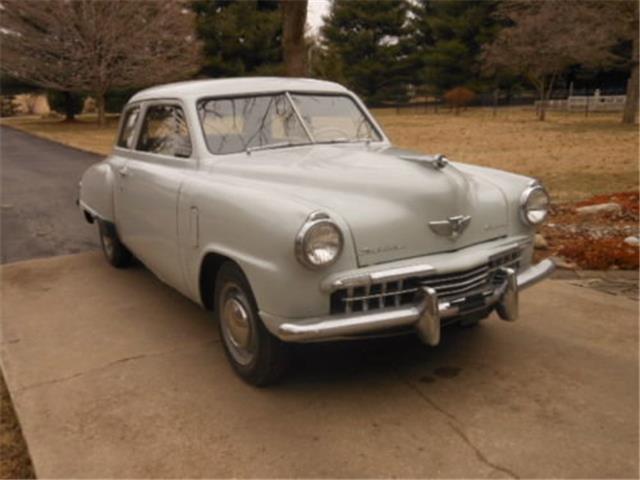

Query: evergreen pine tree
left=320, top=0, right=412, bottom=105
left=410, top=0, right=501, bottom=93
left=192, top=0, right=283, bottom=77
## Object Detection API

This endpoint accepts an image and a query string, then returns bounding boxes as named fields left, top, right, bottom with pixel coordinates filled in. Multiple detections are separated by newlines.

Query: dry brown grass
left=374, top=107, right=638, bottom=202
left=0, top=371, right=35, bottom=479
left=1, top=114, right=120, bottom=156
left=2, top=107, right=638, bottom=201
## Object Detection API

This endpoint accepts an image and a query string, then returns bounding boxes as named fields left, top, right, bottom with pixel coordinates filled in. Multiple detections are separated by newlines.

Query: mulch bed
left=534, top=191, right=639, bottom=270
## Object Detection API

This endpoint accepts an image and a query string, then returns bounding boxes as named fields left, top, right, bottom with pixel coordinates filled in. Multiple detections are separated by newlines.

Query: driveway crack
left=394, top=368, right=520, bottom=479
left=14, top=339, right=219, bottom=394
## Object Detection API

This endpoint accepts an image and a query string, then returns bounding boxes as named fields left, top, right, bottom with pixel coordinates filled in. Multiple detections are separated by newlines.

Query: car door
left=111, top=104, right=141, bottom=216
left=115, top=101, right=194, bottom=293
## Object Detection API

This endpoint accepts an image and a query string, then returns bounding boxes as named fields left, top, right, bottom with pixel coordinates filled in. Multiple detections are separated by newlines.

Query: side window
left=136, top=105, right=192, bottom=158
left=117, top=106, right=140, bottom=149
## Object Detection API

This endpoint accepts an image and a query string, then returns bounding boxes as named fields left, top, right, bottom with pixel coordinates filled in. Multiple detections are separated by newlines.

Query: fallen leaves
left=535, top=192, right=639, bottom=270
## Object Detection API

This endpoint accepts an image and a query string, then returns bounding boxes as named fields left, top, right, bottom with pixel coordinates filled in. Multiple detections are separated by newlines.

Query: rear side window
left=117, top=106, right=140, bottom=149
left=136, top=105, right=192, bottom=158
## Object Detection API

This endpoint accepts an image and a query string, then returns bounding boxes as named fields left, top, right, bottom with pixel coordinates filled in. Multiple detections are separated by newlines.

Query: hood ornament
left=429, top=215, right=471, bottom=239
left=400, top=153, right=449, bottom=170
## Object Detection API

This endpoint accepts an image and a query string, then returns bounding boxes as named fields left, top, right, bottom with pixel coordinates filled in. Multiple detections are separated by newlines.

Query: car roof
left=129, top=77, right=350, bottom=103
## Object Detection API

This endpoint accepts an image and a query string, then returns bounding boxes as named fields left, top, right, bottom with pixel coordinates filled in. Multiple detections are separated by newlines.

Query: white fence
left=536, top=91, right=627, bottom=112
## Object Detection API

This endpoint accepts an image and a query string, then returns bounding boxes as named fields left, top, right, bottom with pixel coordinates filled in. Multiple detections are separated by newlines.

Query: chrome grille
left=330, top=248, right=520, bottom=314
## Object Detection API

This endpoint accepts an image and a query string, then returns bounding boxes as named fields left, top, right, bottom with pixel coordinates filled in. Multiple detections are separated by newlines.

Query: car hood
left=211, top=145, right=509, bottom=266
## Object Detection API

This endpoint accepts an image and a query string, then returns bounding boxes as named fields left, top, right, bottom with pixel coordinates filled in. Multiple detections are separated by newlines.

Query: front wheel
left=98, top=220, right=133, bottom=268
left=215, top=262, right=289, bottom=386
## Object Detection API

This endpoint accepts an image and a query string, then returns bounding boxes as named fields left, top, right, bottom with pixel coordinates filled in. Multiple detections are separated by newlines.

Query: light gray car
left=78, top=77, right=555, bottom=385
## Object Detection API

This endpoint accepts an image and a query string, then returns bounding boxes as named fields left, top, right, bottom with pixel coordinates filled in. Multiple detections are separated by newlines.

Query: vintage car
left=78, top=78, right=555, bottom=385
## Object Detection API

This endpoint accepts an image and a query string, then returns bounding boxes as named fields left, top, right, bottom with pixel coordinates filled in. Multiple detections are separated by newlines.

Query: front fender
left=79, top=161, right=115, bottom=221
left=181, top=173, right=358, bottom=320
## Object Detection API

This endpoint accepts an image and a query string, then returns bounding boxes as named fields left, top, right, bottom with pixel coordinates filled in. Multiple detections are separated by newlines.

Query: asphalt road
left=0, top=126, right=100, bottom=264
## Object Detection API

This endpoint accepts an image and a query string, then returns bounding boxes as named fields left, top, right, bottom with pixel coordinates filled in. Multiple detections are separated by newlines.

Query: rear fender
left=79, top=161, right=115, bottom=222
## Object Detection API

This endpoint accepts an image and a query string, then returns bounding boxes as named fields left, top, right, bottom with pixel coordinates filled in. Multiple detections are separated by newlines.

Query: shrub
left=0, top=95, right=17, bottom=117
left=105, top=89, right=138, bottom=114
left=48, top=91, right=84, bottom=120
left=443, top=87, right=476, bottom=114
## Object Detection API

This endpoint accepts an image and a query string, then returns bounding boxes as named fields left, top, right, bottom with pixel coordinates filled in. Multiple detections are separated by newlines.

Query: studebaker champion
left=78, top=77, right=555, bottom=385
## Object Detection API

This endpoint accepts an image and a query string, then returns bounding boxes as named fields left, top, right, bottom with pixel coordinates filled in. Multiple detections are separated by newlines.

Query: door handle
left=118, top=166, right=129, bottom=177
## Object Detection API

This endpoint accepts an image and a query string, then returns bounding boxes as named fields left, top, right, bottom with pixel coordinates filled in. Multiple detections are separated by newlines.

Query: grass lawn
left=374, top=107, right=638, bottom=201
left=1, top=114, right=120, bottom=156
left=2, top=107, right=638, bottom=201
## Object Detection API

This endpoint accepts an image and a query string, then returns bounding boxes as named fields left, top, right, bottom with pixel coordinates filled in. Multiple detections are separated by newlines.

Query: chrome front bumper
left=272, top=259, right=555, bottom=345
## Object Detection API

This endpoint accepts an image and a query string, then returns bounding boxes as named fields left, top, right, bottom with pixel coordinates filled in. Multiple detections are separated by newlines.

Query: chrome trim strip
left=326, top=245, right=524, bottom=294
left=369, top=263, right=436, bottom=282
left=344, top=287, right=417, bottom=303
left=433, top=278, right=491, bottom=298
left=327, top=263, right=435, bottom=292
left=422, top=271, right=489, bottom=290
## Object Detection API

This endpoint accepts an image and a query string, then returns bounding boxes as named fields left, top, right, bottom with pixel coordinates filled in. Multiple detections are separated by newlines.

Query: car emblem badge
left=429, top=215, right=471, bottom=239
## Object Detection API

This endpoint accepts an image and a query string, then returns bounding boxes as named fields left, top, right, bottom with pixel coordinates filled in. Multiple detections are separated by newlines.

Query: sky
left=306, top=0, right=331, bottom=35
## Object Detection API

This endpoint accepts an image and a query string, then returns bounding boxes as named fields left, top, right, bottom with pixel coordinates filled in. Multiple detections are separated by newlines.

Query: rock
left=624, top=236, right=639, bottom=247
left=576, top=202, right=622, bottom=217
left=552, top=256, right=578, bottom=270
left=534, top=233, right=548, bottom=250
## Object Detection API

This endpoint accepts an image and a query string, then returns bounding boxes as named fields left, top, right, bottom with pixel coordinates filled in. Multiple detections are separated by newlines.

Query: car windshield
left=198, top=93, right=381, bottom=155
left=289, top=94, right=381, bottom=144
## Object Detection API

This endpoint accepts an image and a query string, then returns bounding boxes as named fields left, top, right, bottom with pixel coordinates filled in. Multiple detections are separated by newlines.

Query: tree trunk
left=537, top=85, right=546, bottom=121
left=281, top=0, right=308, bottom=77
left=622, top=33, right=638, bottom=124
left=63, top=91, right=76, bottom=122
left=96, top=92, right=106, bottom=126
left=538, top=75, right=556, bottom=121
left=492, top=88, right=498, bottom=117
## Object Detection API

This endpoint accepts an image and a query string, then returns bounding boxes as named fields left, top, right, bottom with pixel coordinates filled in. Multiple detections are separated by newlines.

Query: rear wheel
left=215, top=262, right=289, bottom=386
left=98, top=220, right=133, bottom=268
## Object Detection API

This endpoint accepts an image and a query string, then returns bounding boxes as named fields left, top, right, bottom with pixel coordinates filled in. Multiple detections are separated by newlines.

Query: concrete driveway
left=1, top=251, right=637, bottom=478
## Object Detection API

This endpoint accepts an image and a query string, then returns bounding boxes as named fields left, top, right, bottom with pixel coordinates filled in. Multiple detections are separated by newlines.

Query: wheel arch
left=198, top=251, right=245, bottom=311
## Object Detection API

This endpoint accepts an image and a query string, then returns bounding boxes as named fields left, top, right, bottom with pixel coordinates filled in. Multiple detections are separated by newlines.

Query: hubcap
left=220, top=284, right=256, bottom=365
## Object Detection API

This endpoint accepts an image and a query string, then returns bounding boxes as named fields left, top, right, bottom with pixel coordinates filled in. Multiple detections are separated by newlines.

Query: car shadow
left=127, top=259, right=490, bottom=389
left=283, top=322, right=487, bottom=388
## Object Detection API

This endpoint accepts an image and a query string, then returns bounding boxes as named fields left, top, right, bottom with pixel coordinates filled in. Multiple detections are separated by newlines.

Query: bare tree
left=281, top=0, right=308, bottom=77
left=1, top=0, right=201, bottom=125
left=482, top=1, right=619, bottom=121
left=618, top=1, right=639, bottom=124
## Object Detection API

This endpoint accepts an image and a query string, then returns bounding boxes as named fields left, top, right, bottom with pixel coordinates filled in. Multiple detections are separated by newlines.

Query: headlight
left=520, top=184, right=550, bottom=225
left=295, top=212, right=343, bottom=269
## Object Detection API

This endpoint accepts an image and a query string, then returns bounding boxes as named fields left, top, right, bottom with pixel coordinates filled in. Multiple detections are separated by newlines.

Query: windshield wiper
left=318, top=138, right=372, bottom=145
left=246, top=141, right=297, bottom=154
